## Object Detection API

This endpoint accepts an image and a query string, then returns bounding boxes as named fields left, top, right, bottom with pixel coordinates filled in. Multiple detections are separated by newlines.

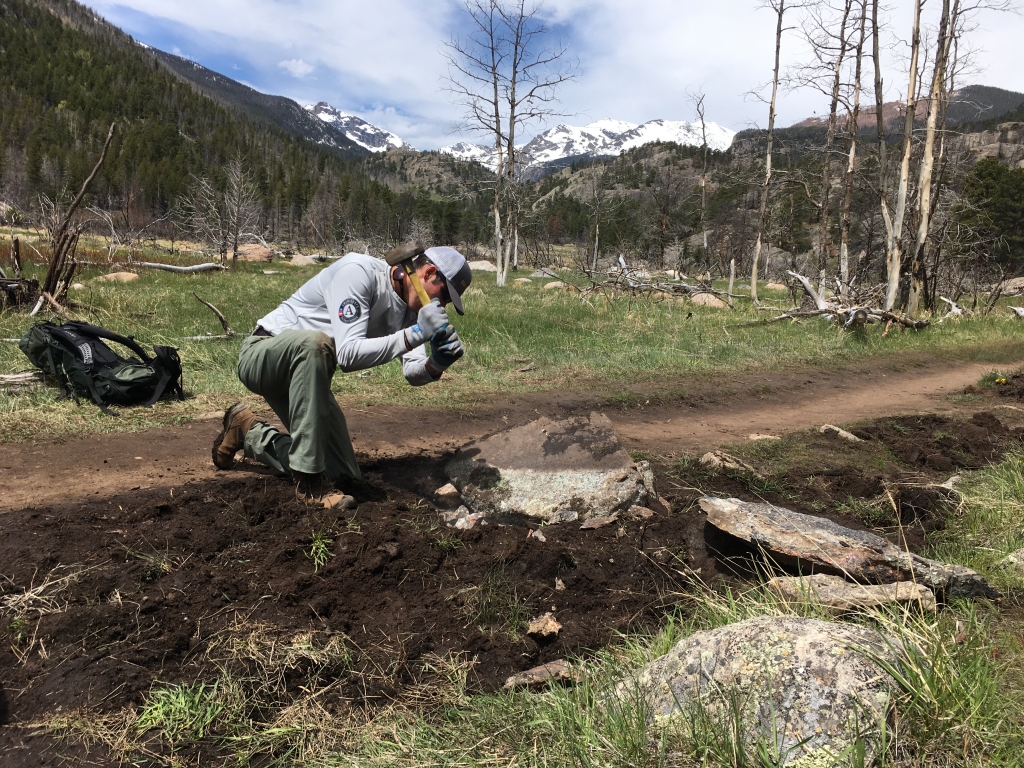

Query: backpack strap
left=60, top=321, right=152, bottom=363
left=148, top=346, right=185, bottom=405
left=142, top=369, right=172, bottom=407
left=79, top=371, right=120, bottom=416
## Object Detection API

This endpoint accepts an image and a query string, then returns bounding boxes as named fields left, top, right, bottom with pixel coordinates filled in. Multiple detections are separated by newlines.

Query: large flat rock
left=701, top=497, right=999, bottom=599
left=768, top=573, right=937, bottom=613
left=446, top=413, right=653, bottom=522
left=622, top=616, right=899, bottom=765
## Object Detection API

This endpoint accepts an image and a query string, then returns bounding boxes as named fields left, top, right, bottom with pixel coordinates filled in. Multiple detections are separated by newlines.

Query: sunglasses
left=436, top=272, right=451, bottom=304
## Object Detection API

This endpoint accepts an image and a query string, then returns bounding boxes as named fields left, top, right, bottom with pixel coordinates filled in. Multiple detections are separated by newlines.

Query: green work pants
left=237, top=330, right=361, bottom=481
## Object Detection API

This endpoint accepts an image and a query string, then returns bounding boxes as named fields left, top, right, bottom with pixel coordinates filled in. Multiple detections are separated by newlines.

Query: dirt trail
left=0, top=356, right=1012, bottom=512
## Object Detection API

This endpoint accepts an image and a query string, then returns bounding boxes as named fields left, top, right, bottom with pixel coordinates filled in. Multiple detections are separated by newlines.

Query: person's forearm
left=336, top=331, right=408, bottom=372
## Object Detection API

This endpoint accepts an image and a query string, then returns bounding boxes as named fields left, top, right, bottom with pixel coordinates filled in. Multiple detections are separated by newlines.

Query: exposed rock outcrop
left=768, top=573, right=937, bottom=613
left=701, top=497, right=999, bottom=599
left=622, top=616, right=900, bottom=766
left=446, top=413, right=656, bottom=523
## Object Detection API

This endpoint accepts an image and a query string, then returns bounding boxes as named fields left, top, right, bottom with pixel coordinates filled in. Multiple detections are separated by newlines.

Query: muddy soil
left=0, top=459, right=698, bottom=766
left=666, top=412, right=1024, bottom=550
left=2, top=408, right=1022, bottom=766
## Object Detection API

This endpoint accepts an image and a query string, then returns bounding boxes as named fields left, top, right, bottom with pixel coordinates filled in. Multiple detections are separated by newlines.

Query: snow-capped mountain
left=305, top=102, right=416, bottom=153
left=440, top=118, right=736, bottom=170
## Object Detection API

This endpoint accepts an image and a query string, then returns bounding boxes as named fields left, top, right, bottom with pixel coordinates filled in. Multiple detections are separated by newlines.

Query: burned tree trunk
left=907, top=0, right=958, bottom=316
left=40, top=123, right=116, bottom=304
left=816, top=0, right=855, bottom=295
left=751, top=0, right=786, bottom=305
left=838, top=0, right=868, bottom=299
left=884, top=0, right=922, bottom=311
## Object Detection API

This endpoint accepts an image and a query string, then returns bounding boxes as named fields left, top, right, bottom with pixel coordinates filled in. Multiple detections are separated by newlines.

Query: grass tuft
left=305, top=526, right=335, bottom=572
left=451, top=562, right=533, bottom=641
left=135, top=681, right=225, bottom=745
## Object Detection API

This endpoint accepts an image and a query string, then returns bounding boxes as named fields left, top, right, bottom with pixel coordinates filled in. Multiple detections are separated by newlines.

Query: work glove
left=429, top=326, right=464, bottom=371
left=404, top=299, right=450, bottom=348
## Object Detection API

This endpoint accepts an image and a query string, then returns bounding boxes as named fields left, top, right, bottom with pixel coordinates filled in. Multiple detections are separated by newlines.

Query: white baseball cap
left=425, top=246, right=472, bottom=315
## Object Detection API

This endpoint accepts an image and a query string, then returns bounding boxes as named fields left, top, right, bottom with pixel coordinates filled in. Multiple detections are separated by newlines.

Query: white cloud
left=278, top=58, right=314, bottom=78
left=81, top=0, right=1024, bottom=150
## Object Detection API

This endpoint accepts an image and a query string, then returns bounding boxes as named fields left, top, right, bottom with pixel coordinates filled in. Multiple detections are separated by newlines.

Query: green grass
left=450, top=561, right=533, bottom=641
left=135, top=681, right=225, bottom=746
left=4, top=244, right=1024, bottom=442
left=306, top=526, right=335, bottom=572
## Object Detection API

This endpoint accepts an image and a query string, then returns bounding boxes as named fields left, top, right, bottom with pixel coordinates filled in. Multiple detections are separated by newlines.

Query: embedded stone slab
left=701, top=497, right=999, bottom=599
left=690, top=292, right=728, bottom=308
left=446, top=413, right=653, bottom=522
left=768, top=573, right=937, bottom=613
left=621, top=615, right=899, bottom=765
left=504, top=659, right=574, bottom=689
left=998, top=547, right=1024, bottom=576
left=96, top=271, right=138, bottom=282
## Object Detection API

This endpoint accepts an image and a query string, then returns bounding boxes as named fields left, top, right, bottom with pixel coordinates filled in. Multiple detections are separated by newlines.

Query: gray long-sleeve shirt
left=256, top=253, right=433, bottom=385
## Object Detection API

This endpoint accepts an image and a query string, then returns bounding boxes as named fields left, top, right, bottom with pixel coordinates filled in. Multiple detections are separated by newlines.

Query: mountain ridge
left=789, top=84, right=1024, bottom=129
left=438, top=118, right=737, bottom=172
left=149, top=50, right=367, bottom=158
left=304, top=102, right=416, bottom=153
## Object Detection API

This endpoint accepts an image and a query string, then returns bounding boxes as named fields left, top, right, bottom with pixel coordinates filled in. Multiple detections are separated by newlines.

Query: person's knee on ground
left=212, top=403, right=266, bottom=470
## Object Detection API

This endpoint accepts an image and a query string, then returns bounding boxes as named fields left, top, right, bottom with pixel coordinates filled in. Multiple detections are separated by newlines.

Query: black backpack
left=19, top=320, right=184, bottom=415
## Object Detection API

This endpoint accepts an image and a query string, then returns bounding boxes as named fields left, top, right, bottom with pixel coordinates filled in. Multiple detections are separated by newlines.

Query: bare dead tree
left=797, top=0, right=855, bottom=294
left=690, top=89, right=713, bottom=269
left=906, top=0, right=957, bottom=315
left=838, top=0, right=869, bottom=298
left=223, top=158, right=265, bottom=262
left=443, top=0, right=575, bottom=287
left=880, top=0, right=1011, bottom=312
left=40, top=122, right=116, bottom=303
left=883, top=0, right=923, bottom=310
left=88, top=188, right=174, bottom=264
left=871, top=0, right=893, bottom=297
left=444, top=1, right=505, bottom=279
left=178, top=176, right=228, bottom=261
left=179, top=158, right=264, bottom=263
left=905, top=0, right=1012, bottom=314
left=751, top=0, right=787, bottom=304
left=583, top=169, right=622, bottom=275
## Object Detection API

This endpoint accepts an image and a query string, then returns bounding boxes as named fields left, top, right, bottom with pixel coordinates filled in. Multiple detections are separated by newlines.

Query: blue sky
left=82, top=0, right=1024, bottom=150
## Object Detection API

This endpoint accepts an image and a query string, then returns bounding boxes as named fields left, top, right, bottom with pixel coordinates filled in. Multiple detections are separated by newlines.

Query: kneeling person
left=212, top=245, right=471, bottom=507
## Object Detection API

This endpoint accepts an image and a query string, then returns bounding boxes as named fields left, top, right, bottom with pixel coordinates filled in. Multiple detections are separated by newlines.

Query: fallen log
left=787, top=270, right=831, bottom=311
left=0, top=277, right=38, bottom=308
left=192, top=292, right=234, bottom=337
left=738, top=271, right=930, bottom=332
left=175, top=334, right=235, bottom=342
left=136, top=262, right=227, bottom=274
left=0, top=371, right=45, bottom=390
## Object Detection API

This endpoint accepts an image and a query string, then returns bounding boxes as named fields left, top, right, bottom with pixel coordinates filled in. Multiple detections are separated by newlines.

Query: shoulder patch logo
left=338, top=298, right=361, bottom=324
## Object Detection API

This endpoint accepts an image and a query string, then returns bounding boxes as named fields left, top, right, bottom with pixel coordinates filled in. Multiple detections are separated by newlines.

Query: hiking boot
left=293, top=470, right=357, bottom=510
left=212, top=402, right=264, bottom=470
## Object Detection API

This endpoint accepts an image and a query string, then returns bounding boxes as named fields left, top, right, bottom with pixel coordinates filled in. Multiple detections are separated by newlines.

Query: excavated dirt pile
left=1, top=409, right=1021, bottom=766
left=0, top=453, right=694, bottom=765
